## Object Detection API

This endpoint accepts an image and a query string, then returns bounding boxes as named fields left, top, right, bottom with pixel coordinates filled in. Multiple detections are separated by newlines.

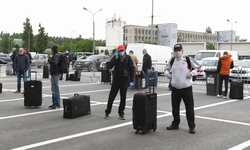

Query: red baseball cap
left=117, top=44, right=125, bottom=52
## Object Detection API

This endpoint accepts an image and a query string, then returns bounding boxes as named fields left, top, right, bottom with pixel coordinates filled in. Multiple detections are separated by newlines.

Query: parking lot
left=1, top=70, right=250, bottom=150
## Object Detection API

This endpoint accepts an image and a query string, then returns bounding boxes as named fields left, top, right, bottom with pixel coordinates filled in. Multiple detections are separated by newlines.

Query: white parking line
left=228, top=140, right=250, bottom=150
left=11, top=113, right=171, bottom=150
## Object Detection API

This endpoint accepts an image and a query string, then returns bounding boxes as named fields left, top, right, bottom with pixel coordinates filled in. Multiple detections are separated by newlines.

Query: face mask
left=174, top=51, right=182, bottom=58
left=119, top=51, right=125, bottom=56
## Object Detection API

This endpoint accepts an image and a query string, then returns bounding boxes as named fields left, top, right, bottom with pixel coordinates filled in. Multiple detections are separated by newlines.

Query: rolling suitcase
left=133, top=81, right=157, bottom=134
left=0, top=82, right=2, bottom=93
left=43, top=64, right=49, bottom=79
left=63, top=94, right=91, bottom=119
left=229, top=80, right=244, bottom=99
left=68, top=70, right=81, bottom=81
left=101, top=69, right=111, bottom=83
left=24, top=71, right=42, bottom=107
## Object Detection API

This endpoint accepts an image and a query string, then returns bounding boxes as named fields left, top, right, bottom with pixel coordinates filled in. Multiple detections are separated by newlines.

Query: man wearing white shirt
left=166, top=44, right=196, bottom=134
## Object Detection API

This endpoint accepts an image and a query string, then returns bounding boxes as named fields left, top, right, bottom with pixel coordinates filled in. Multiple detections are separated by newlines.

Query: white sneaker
left=217, top=95, right=221, bottom=98
left=223, top=96, right=227, bottom=99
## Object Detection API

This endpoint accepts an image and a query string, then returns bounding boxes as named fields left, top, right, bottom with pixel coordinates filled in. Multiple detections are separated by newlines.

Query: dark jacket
left=25, top=52, right=32, bottom=64
left=14, top=54, right=29, bottom=73
left=49, top=54, right=60, bottom=75
left=142, top=53, right=152, bottom=72
left=109, top=54, right=134, bottom=81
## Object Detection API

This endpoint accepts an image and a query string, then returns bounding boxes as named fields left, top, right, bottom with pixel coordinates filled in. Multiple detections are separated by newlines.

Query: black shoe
left=189, top=128, right=196, bottom=134
left=166, top=125, right=179, bottom=130
left=104, top=113, right=110, bottom=119
left=118, top=114, right=125, bottom=120
left=48, top=105, right=56, bottom=109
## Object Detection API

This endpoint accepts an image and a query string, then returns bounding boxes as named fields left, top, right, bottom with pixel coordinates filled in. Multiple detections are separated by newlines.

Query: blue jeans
left=51, top=75, right=60, bottom=106
left=17, top=71, right=27, bottom=92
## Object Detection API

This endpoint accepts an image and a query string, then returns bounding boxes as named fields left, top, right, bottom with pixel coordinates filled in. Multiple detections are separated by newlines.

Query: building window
left=135, top=29, right=137, bottom=34
left=135, top=36, right=137, bottom=41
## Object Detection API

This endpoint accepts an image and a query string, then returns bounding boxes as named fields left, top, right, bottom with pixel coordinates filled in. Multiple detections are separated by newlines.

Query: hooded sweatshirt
left=217, top=55, right=234, bottom=76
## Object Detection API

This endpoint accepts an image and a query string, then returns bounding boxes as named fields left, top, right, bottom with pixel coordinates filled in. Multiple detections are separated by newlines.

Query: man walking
left=105, top=45, right=134, bottom=120
left=217, top=51, right=234, bottom=99
left=166, top=44, right=196, bottom=134
left=142, top=49, right=152, bottom=89
left=14, top=48, right=29, bottom=93
left=48, top=46, right=61, bottom=109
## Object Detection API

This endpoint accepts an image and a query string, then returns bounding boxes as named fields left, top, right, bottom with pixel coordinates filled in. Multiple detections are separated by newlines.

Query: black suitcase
left=43, top=65, right=49, bottom=79
left=0, top=82, right=2, bottom=93
left=101, top=69, right=111, bottom=83
left=229, top=80, right=244, bottom=99
left=63, top=94, right=91, bottom=119
left=133, top=85, right=157, bottom=134
left=24, top=71, right=42, bottom=107
left=67, top=70, right=81, bottom=81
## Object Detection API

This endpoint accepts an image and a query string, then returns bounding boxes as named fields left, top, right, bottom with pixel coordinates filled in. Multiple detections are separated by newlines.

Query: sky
left=0, top=0, right=249, bottom=40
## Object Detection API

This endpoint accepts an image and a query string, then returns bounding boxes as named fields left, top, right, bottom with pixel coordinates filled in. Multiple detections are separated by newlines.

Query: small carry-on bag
left=133, top=70, right=157, bottom=134
left=24, top=71, right=42, bottom=107
left=229, top=80, right=243, bottom=99
left=229, top=68, right=244, bottom=100
left=63, top=94, right=91, bottom=119
left=101, top=69, right=111, bottom=83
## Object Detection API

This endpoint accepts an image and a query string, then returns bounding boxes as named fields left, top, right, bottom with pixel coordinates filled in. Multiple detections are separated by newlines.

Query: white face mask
left=174, top=51, right=183, bottom=58
left=119, top=51, right=125, bottom=56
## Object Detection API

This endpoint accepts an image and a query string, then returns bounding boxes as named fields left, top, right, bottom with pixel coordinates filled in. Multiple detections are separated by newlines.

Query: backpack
left=58, top=54, right=69, bottom=74
left=169, top=56, right=192, bottom=70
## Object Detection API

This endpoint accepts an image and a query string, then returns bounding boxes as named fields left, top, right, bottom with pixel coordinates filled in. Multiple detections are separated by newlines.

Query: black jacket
left=109, top=54, right=134, bottom=81
left=142, top=53, right=152, bottom=72
left=49, top=54, right=60, bottom=75
left=14, top=54, right=29, bottom=73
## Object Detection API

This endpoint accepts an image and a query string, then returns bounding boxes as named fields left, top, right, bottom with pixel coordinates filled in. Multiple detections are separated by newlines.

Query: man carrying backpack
left=166, top=44, right=196, bottom=134
left=48, top=46, right=61, bottom=109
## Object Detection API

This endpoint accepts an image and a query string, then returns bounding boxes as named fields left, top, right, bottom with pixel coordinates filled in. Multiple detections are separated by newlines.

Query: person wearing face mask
left=166, top=44, right=196, bottom=134
left=105, top=45, right=134, bottom=120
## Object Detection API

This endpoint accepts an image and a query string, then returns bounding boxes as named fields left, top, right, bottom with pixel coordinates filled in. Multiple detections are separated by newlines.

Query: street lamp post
left=83, top=7, right=102, bottom=54
left=226, top=19, right=237, bottom=51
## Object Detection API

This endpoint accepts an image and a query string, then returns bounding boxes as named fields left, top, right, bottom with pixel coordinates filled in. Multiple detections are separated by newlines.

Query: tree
left=0, top=33, right=13, bottom=53
left=22, top=18, right=34, bottom=51
left=35, top=24, right=48, bottom=53
left=206, top=26, right=212, bottom=34
left=206, top=42, right=215, bottom=50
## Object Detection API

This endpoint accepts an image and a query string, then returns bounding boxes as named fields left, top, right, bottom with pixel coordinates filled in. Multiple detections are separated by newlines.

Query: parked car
left=73, top=54, right=111, bottom=72
left=0, top=58, right=7, bottom=64
left=230, top=59, right=250, bottom=83
left=31, top=54, right=48, bottom=68
left=0, top=53, right=11, bottom=63
left=200, top=57, right=219, bottom=79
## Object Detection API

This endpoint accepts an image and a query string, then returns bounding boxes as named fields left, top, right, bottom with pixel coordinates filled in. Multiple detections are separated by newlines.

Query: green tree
left=35, top=24, right=48, bottom=53
left=206, top=42, right=215, bottom=50
left=0, top=33, right=13, bottom=53
left=22, top=18, right=34, bottom=51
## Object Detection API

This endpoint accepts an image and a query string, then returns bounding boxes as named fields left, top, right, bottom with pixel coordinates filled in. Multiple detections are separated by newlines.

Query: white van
left=126, top=43, right=172, bottom=74
left=195, top=50, right=238, bottom=64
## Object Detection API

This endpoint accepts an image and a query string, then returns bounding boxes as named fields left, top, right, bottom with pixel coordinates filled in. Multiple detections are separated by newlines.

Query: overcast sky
left=0, top=0, right=249, bottom=40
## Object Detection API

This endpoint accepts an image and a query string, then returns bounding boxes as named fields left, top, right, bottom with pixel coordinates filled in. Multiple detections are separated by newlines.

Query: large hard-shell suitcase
left=24, top=71, right=42, bottom=107
left=133, top=84, right=157, bottom=134
left=0, top=82, right=2, bottom=93
left=101, top=69, right=111, bottom=83
left=63, top=94, right=91, bottom=119
left=229, top=80, right=244, bottom=100
left=43, top=65, right=49, bottom=79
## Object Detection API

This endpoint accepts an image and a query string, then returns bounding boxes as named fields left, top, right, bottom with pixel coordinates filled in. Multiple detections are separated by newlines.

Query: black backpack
left=58, top=54, right=69, bottom=74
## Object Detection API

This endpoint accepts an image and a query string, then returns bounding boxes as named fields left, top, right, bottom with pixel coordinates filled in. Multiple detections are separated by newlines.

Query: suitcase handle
left=31, top=71, right=38, bottom=80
